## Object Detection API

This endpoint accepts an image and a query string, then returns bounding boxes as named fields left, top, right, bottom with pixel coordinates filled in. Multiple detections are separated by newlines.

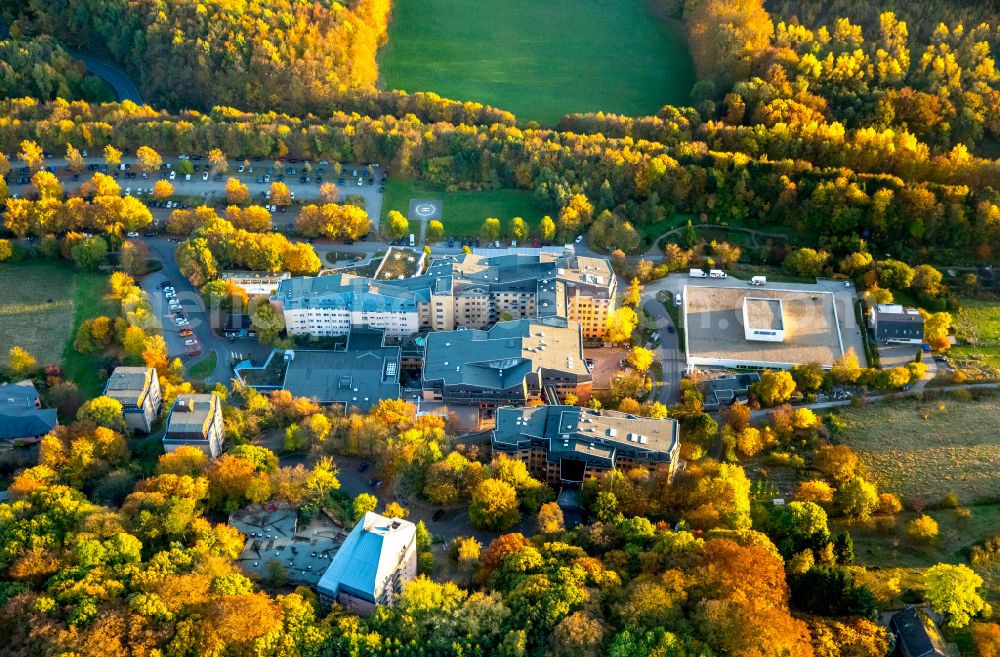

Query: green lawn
left=955, top=298, right=1000, bottom=344
left=0, top=260, right=121, bottom=397
left=948, top=344, right=1000, bottom=369
left=379, top=0, right=695, bottom=125
left=0, top=261, right=78, bottom=368
left=186, top=352, right=218, bottom=381
left=835, top=504, right=1000, bottom=570
left=381, top=179, right=545, bottom=237
left=62, top=269, right=120, bottom=398
left=830, top=396, right=1000, bottom=505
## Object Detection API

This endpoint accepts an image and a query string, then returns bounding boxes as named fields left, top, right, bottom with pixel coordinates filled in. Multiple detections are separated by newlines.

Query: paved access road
left=71, top=52, right=144, bottom=104
left=139, top=235, right=274, bottom=385
left=641, top=296, right=683, bottom=405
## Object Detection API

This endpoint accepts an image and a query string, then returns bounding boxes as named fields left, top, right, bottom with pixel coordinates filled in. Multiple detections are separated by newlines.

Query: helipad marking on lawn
left=407, top=198, right=442, bottom=221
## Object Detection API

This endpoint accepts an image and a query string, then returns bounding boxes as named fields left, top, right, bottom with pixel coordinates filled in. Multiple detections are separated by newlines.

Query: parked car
left=179, top=328, right=193, bottom=337
left=184, top=339, right=199, bottom=347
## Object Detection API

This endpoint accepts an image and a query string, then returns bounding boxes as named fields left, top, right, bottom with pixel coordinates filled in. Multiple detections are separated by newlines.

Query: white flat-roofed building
left=163, top=393, right=224, bottom=457
left=220, top=271, right=291, bottom=296
left=316, top=512, right=417, bottom=616
left=103, top=366, right=162, bottom=433
left=742, top=297, right=786, bottom=343
left=273, top=274, right=421, bottom=338
left=684, top=285, right=845, bottom=371
left=272, top=250, right=617, bottom=339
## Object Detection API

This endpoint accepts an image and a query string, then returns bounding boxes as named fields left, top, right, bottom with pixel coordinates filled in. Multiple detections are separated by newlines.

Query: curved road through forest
left=70, top=52, right=144, bottom=104
left=0, top=15, right=143, bottom=104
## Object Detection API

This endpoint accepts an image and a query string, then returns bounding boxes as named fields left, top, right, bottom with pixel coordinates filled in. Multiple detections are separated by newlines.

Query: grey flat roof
left=423, top=318, right=589, bottom=390
left=166, top=394, right=218, bottom=436
left=494, top=404, right=679, bottom=455
left=745, top=298, right=783, bottom=331
left=275, top=274, right=422, bottom=312
left=282, top=346, right=401, bottom=412
left=104, top=367, right=154, bottom=407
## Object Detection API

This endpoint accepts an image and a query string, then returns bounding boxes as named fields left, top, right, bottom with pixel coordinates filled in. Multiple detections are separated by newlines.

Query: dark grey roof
left=701, top=373, right=761, bottom=409
left=890, top=607, right=949, bottom=657
left=103, top=367, right=155, bottom=407
left=422, top=319, right=589, bottom=391
left=493, top=405, right=679, bottom=460
left=875, top=304, right=924, bottom=324
left=0, top=380, right=57, bottom=440
left=166, top=394, right=219, bottom=437
left=0, top=409, right=58, bottom=440
left=282, top=346, right=401, bottom=412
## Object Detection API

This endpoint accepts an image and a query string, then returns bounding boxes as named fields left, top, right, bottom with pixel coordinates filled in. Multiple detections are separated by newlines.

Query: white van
left=689, top=268, right=708, bottom=278
left=750, top=276, right=767, bottom=286
left=709, top=269, right=727, bottom=278
left=409, top=233, right=415, bottom=247
left=674, top=293, right=683, bottom=307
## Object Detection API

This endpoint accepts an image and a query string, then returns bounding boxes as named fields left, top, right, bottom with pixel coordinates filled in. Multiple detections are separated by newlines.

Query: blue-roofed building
left=0, top=380, right=57, bottom=443
left=889, top=606, right=950, bottom=657
left=316, top=512, right=417, bottom=615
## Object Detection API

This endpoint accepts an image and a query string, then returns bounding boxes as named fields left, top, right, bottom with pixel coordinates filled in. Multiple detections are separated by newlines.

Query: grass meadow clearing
left=949, top=298, right=1000, bottom=373
left=955, top=298, right=1000, bottom=344
left=831, top=394, right=1000, bottom=505
left=0, top=260, right=118, bottom=397
left=380, top=178, right=544, bottom=238
left=379, top=0, right=695, bottom=125
left=0, top=261, right=78, bottom=367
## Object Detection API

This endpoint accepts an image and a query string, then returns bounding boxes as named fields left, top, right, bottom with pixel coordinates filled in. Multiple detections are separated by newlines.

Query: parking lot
left=584, top=346, right=629, bottom=389
left=4, top=155, right=386, bottom=229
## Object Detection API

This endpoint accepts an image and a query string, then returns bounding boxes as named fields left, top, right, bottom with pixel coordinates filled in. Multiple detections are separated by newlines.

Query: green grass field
left=955, top=298, right=1000, bottom=343
left=379, top=0, right=695, bottom=125
left=0, top=261, right=78, bottom=368
left=831, top=396, right=1000, bottom=505
left=381, top=179, right=544, bottom=237
left=62, top=269, right=120, bottom=398
left=0, top=261, right=116, bottom=397
left=186, top=352, right=218, bottom=381
left=835, top=504, right=1000, bottom=570
left=945, top=298, right=1000, bottom=376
